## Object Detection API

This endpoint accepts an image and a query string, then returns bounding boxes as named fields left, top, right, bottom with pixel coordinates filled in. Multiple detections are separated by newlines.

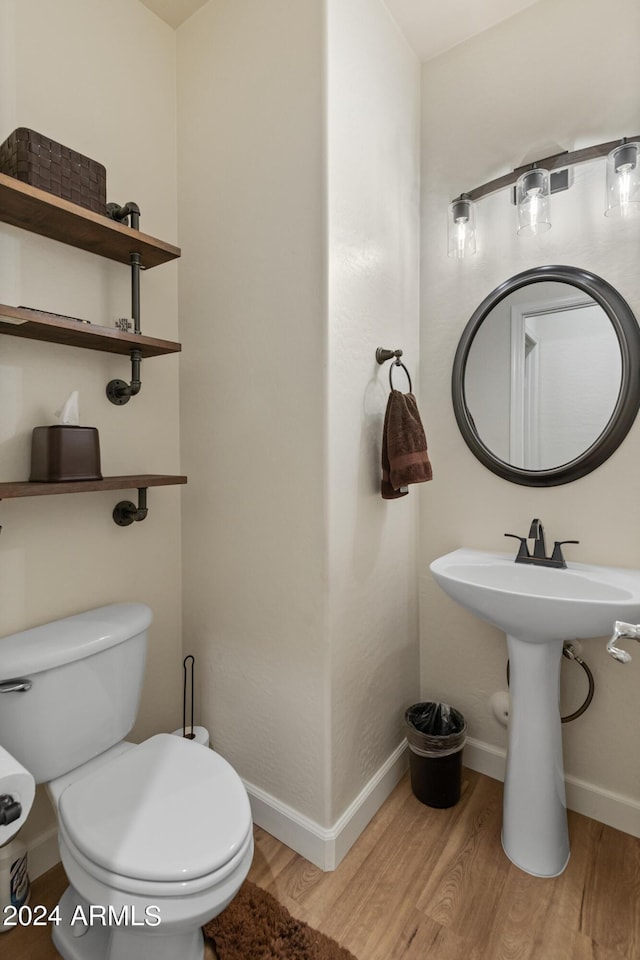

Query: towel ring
left=375, top=346, right=413, bottom=393
left=376, top=347, right=413, bottom=393
left=389, top=359, right=412, bottom=393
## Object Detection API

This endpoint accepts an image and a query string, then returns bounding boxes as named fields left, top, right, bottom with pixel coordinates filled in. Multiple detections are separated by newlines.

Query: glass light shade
left=448, top=196, right=476, bottom=258
left=516, top=167, right=551, bottom=236
left=605, top=141, right=640, bottom=218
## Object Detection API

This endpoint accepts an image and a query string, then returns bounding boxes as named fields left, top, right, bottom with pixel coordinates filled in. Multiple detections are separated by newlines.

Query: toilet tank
left=0, top=603, right=151, bottom=784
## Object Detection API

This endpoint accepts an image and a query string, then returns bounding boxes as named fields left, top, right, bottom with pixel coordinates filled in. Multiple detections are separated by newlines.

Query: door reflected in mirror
left=465, top=282, right=622, bottom=470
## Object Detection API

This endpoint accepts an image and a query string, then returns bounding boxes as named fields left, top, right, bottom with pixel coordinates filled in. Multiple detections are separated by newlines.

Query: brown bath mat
left=203, top=880, right=358, bottom=960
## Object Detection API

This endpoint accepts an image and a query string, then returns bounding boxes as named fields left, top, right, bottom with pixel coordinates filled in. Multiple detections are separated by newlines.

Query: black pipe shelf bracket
left=106, top=344, right=142, bottom=406
left=106, top=201, right=141, bottom=232
left=105, top=202, right=145, bottom=405
left=113, top=487, right=149, bottom=526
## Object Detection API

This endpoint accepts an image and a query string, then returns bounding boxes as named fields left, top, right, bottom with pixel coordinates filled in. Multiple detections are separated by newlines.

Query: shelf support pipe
left=131, top=251, right=141, bottom=335
left=106, top=346, right=142, bottom=405
left=106, top=226, right=144, bottom=404
left=106, top=201, right=140, bottom=231
left=105, top=201, right=145, bottom=404
left=113, top=487, right=148, bottom=526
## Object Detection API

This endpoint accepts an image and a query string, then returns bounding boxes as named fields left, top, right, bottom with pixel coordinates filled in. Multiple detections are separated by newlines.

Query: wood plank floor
left=5, top=770, right=640, bottom=960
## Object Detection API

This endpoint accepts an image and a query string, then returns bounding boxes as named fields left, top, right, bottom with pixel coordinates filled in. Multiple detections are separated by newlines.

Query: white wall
left=0, top=0, right=182, bottom=867
left=177, top=0, right=329, bottom=825
left=420, top=0, right=640, bottom=823
left=178, top=0, right=420, bottom=847
left=327, top=0, right=420, bottom=822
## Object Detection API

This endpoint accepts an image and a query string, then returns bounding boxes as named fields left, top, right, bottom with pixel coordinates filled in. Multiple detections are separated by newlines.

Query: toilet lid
left=58, top=734, right=252, bottom=883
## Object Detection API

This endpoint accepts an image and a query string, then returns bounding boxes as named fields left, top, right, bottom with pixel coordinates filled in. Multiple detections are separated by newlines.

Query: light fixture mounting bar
left=458, top=135, right=640, bottom=205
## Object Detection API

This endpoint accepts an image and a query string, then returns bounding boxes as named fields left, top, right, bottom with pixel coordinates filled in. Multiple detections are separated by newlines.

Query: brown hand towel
left=381, top=390, right=432, bottom=499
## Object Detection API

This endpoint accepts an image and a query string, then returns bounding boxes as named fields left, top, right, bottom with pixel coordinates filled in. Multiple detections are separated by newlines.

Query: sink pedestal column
left=502, top=634, right=570, bottom=877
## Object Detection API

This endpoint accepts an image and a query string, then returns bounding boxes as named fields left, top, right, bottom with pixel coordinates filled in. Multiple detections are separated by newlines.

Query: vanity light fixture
left=449, top=135, right=640, bottom=255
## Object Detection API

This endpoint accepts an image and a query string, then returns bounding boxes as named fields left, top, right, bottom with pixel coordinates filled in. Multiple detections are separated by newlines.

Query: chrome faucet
left=504, top=518, right=579, bottom=569
left=607, top=621, right=640, bottom=663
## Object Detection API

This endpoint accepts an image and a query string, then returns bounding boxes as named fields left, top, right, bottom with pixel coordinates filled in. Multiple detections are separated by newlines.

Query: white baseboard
left=244, top=741, right=408, bottom=871
left=464, top=736, right=640, bottom=839
left=564, top=774, right=640, bottom=838
left=464, top=736, right=508, bottom=782
left=331, top=741, right=408, bottom=868
left=26, top=825, right=60, bottom=881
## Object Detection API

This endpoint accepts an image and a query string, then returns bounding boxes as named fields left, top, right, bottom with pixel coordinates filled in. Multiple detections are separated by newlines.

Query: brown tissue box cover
left=30, top=426, right=102, bottom=482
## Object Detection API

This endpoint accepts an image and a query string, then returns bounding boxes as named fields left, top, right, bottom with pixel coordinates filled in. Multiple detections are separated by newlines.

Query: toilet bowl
left=49, top=734, right=253, bottom=960
left=0, top=604, right=254, bottom=960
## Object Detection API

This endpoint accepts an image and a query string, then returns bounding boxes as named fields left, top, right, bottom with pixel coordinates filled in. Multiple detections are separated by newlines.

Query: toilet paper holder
left=183, top=655, right=195, bottom=740
left=0, top=743, right=36, bottom=847
left=0, top=794, right=22, bottom=826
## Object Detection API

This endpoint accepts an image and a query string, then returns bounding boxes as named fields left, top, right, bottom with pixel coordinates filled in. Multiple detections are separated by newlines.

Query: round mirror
left=452, top=265, right=640, bottom=486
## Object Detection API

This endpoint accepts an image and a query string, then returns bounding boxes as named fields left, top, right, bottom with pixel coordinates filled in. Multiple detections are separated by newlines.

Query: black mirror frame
left=452, top=265, right=640, bottom=486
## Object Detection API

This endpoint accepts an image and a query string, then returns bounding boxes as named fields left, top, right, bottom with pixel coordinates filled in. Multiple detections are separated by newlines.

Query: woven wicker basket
left=0, top=127, right=106, bottom=214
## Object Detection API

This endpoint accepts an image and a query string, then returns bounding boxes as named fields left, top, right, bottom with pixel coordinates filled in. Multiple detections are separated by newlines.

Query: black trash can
left=404, top=702, right=466, bottom=808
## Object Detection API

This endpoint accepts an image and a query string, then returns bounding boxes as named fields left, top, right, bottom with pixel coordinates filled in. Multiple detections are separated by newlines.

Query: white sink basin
left=429, top=546, right=640, bottom=878
left=430, top=548, right=640, bottom=643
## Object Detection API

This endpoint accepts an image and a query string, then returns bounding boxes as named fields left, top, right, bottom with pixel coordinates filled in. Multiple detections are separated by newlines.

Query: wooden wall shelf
left=0, top=304, right=181, bottom=357
left=0, top=475, right=187, bottom=500
left=0, top=176, right=186, bottom=525
left=0, top=173, right=181, bottom=268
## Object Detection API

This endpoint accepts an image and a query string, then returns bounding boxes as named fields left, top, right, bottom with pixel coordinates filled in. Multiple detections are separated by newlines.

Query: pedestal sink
left=430, top=548, right=640, bottom=877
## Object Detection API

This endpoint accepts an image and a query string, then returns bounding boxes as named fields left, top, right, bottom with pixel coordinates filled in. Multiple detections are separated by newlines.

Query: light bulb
left=605, top=142, right=640, bottom=218
left=516, top=168, right=551, bottom=236
left=448, top=196, right=476, bottom=258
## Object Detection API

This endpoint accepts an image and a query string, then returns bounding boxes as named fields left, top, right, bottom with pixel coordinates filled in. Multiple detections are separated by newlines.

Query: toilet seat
left=58, top=818, right=254, bottom=898
left=58, top=734, right=252, bottom=886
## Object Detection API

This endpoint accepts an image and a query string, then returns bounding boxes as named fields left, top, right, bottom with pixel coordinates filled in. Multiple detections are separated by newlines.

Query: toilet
left=0, top=604, right=253, bottom=960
